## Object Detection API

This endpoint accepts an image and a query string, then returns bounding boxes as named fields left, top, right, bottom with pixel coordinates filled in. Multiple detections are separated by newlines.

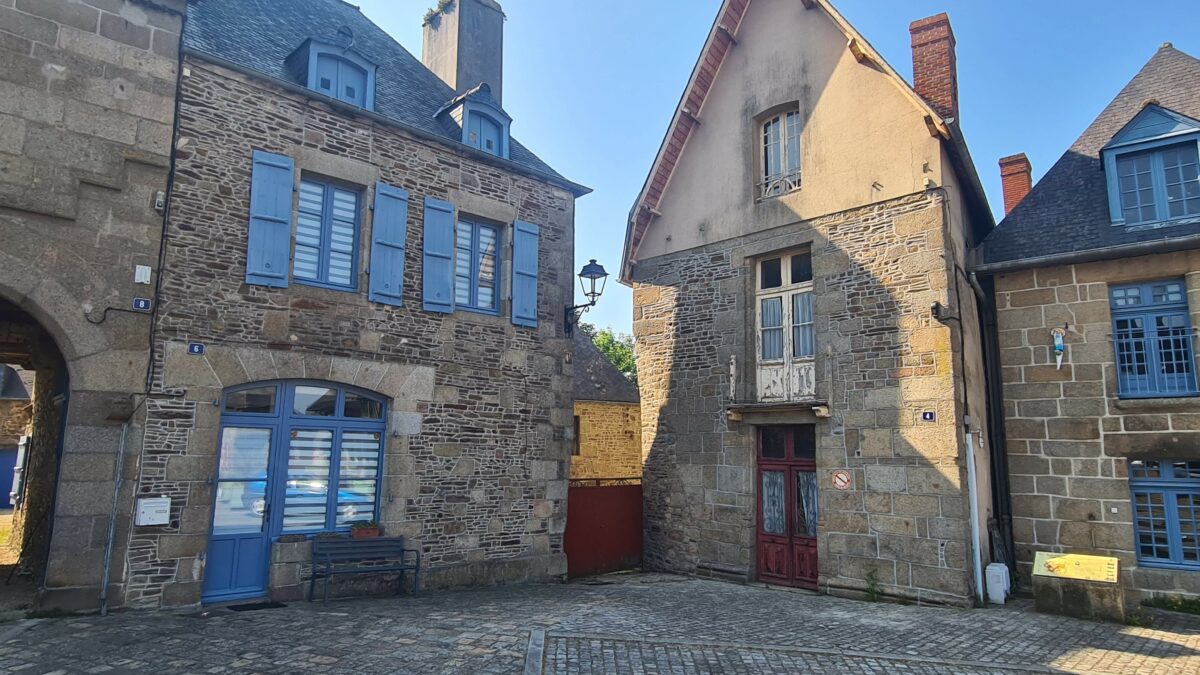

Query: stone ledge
left=1112, top=396, right=1200, bottom=412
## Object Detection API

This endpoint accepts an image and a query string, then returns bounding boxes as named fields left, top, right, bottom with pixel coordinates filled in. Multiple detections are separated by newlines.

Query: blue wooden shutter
left=511, top=220, right=539, bottom=328
left=368, top=182, right=409, bottom=306
left=246, top=150, right=294, bottom=288
left=422, top=197, right=456, bottom=313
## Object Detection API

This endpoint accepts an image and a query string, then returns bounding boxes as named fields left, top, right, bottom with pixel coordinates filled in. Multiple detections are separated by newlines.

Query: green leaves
left=580, top=322, right=637, bottom=385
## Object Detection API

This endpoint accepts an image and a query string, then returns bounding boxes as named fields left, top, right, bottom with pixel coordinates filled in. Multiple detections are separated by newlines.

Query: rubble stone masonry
left=632, top=191, right=982, bottom=605
left=996, top=251, right=1200, bottom=600
left=123, top=58, right=576, bottom=608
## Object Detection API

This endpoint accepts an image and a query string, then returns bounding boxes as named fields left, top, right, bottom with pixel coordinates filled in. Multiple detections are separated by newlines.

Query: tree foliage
left=579, top=322, right=637, bottom=385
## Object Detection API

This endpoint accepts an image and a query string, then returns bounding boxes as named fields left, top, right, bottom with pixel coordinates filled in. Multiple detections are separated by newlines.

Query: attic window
left=1103, top=105, right=1200, bottom=226
left=288, top=40, right=377, bottom=111
left=467, top=111, right=506, bottom=158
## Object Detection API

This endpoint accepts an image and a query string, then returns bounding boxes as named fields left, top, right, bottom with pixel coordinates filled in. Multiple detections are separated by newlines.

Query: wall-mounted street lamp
left=564, top=259, right=608, bottom=337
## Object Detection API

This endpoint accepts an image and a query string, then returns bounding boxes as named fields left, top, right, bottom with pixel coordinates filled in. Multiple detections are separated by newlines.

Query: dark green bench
left=308, top=535, right=421, bottom=603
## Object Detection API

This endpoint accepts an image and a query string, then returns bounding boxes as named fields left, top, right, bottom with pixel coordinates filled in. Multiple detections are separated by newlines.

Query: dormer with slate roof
left=1101, top=104, right=1200, bottom=227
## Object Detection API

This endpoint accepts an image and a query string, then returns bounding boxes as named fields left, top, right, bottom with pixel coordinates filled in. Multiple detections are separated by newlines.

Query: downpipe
left=99, top=421, right=129, bottom=616
left=965, top=423, right=985, bottom=604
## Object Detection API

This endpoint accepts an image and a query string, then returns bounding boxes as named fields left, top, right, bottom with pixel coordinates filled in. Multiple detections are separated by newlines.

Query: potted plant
left=350, top=521, right=381, bottom=539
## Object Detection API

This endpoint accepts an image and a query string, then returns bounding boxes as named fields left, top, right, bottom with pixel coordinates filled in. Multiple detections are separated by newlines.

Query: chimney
left=422, top=0, right=505, bottom=105
left=909, top=13, right=958, bottom=121
left=999, top=153, right=1033, bottom=215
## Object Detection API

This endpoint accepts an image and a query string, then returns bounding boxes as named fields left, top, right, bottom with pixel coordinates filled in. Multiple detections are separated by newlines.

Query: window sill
left=755, top=186, right=802, bottom=203
left=1113, top=395, right=1200, bottom=412
left=1131, top=559, right=1200, bottom=573
left=293, top=278, right=359, bottom=295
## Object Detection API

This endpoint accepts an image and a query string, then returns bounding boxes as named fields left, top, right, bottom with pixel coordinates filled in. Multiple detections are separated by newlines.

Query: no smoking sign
left=832, top=469, right=853, bottom=491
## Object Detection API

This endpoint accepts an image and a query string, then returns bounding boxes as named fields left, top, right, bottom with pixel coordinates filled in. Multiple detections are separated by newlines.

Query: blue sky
left=355, top=0, right=1200, bottom=334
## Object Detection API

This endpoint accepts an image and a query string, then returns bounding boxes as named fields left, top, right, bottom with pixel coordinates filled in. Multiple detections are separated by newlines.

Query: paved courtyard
left=1, top=573, right=1199, bottom=674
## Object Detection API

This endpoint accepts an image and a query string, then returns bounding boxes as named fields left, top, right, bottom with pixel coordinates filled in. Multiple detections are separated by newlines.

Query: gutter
left=180, top=48, right=592, bottom=198
left=972, top=232, right=1200, bottom=275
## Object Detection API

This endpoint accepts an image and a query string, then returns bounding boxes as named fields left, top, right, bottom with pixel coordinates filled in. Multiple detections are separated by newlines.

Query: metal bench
left=308, top=535, right=421, bottom=603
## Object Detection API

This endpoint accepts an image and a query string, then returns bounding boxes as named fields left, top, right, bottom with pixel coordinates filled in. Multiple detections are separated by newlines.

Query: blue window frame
left=1110, top=279, right=1198, bottom=398
left=1129, top=460, right=1200, bottom=570
left=1114, top=144, right=1200, bottom=225
left=454, top=219, right=500, bottom=314
left=217, top=381, right=386, bottom=536
left=294, top=178, right=360, bottom=291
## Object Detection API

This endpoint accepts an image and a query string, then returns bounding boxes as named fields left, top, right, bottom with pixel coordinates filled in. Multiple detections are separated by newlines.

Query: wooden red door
left=756, top=426, right=818, bottom=589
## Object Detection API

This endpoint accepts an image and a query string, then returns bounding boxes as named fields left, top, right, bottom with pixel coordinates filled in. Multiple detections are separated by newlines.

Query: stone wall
left=632, top=191, right=983, bottom=605
left=571, top=401, right=641, bottom=480
left=0, top=399, right=30, bottom=445
left=123, top=57, right=575, bottom=608
left=0, top=0, right=184, bottom=610
left=995, top=250, right=1200, bottom=600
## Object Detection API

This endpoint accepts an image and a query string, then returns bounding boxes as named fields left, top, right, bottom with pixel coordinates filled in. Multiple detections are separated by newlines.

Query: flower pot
left=350, top=527, right=380, bottom=539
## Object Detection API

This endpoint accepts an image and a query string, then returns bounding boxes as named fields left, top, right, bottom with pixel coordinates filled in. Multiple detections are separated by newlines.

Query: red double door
left=756, top=425, right=818, bottom=589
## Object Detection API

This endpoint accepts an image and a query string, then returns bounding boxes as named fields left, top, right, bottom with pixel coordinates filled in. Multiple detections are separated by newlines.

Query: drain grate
left=227, top=601, right=287, bottom=612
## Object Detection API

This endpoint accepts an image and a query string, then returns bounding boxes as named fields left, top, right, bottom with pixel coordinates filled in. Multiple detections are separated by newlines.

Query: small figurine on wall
left=1051, top=326, right=1067, bottom=370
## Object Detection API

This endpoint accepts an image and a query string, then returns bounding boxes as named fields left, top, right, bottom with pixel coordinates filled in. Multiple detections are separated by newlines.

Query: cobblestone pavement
left=1, top=574, right=1198, bottom=674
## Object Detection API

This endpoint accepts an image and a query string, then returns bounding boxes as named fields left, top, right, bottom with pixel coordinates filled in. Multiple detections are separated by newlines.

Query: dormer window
left=1103, top=105, right=1200, bottom=226
left=286, top=39, right=377, bottom=111
left=468, top=111, right=504, bottom=156
left=434, top=83, right=512, bottom=160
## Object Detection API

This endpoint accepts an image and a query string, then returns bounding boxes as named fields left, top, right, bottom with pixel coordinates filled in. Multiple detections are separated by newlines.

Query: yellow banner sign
left=1032, top=552, right=1119, bottom=584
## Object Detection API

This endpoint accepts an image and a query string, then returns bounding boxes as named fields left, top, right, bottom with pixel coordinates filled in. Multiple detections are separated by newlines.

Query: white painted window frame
left=755, top=252, right=815, bottom=368
left=759, top=109, right=801, bottom=199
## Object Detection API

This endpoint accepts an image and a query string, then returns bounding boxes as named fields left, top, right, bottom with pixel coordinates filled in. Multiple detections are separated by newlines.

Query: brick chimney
left=999, top=153, right=1033, bottom=215
left=909, top=13, right=958, bottom=121
left=422, top=0, right=505, bottom=105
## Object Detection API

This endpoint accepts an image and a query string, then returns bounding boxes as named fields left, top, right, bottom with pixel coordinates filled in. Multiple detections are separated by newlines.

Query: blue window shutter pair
left=512, top=220, right=540, bottom=327
left=246, top=151, right=409, bottom=303
left=246, top=150, right=295, bottom=288
left=368, top=183, right=409, bottom=306
left=420, top=198, right=540, bottom=327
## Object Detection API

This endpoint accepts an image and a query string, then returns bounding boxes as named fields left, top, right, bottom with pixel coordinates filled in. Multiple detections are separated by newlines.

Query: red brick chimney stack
left=999, top=153, right=1033, bottom=215
left=909, top=13, right=959, bottom=121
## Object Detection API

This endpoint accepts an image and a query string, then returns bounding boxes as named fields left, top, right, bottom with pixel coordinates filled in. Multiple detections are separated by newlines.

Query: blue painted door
left=0, top=447, right=16, bottom=509
left=202, top=426, right=274, bottom=602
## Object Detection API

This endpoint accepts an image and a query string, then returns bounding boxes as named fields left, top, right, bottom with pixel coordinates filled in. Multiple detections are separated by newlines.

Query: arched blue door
left=202, top=381, right=386, bottom=602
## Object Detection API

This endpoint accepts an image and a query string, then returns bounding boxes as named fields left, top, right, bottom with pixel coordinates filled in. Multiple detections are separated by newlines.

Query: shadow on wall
left=634, top=186, right=980, bottom=603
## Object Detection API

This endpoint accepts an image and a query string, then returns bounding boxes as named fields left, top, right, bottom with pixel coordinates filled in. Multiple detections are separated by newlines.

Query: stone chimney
left=999, top=153, right=1033, bottom=215
left=909, top=13, right=958, bottom=121
left=422, top=0, right=505, bottom=105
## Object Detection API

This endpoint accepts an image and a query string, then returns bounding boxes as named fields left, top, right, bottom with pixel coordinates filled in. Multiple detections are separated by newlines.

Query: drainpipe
left=99, top=421, right=129, bottom=616
left=964, top=421, right=984, bottom=604
left=968, top=271, right=1016, bottom=573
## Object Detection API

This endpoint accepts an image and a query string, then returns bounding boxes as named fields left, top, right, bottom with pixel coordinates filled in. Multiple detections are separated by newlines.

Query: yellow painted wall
left=571, top=401, right=642, bottom=480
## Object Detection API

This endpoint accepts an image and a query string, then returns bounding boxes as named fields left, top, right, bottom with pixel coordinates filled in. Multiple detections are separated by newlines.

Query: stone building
left=0, top=0, right=185, bottom=610
left=571, top=332, right=641, bottom=481
left=622, top=0, right=998, bottom=605
left=974, top=44, right=1200, bottom=602
left=110, top=0, right=588, bottom=609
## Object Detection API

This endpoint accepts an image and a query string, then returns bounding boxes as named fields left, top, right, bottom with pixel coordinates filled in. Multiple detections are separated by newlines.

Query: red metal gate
left=564, top=478, right=642, bottom=578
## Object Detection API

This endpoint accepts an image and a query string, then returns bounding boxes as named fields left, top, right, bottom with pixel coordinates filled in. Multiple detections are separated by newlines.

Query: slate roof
left=573, top=332, right=639, bottom=404
left=184, top=0, right=582, bottom=193
left=978, top=45, right=1200, bottom=269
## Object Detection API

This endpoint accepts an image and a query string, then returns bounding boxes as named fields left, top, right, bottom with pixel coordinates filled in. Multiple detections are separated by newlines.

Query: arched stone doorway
left=0, top=297, right=69, bottom=613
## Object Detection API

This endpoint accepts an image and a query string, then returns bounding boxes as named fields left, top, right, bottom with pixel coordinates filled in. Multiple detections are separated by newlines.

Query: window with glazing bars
left=760, top=109, right=800, bottom=198
left=1115, top=143, right=1200, bottom=225
left=757, top=251, right=814, bottom=362
left=294, top=179, right=359, bottom=290
left=1129, top=459, right=1200, bottom=569
left=1110, top=279, right=1197, bottom=397
left=454, top=219, right=500, bottom=313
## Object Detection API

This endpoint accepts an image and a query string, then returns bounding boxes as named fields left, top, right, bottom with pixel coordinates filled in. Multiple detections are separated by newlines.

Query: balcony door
left=756, top=425, right=818, bottom=589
